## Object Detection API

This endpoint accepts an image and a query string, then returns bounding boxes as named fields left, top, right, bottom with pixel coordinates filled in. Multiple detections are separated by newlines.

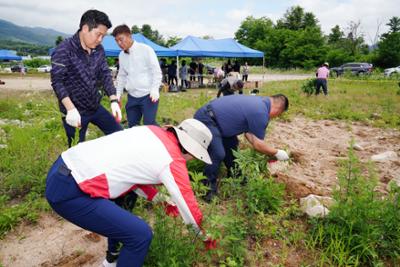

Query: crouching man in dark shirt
left=217, top=76, right=244, bottom=98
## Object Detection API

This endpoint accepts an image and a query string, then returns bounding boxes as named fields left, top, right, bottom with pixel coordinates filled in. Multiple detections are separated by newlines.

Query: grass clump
left=307, top=145, right=400, bottom=266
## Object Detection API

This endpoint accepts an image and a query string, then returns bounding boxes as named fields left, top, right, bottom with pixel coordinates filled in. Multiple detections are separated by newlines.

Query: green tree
left=374, top=32, right=400, bottom=68
left=130, top=24, right=165, bottom=45
left=302, top=12, right=318, bottom=29
left=131, top=25, right=140, bottom=34
left=235, top=16, right=274, bottom=47
left=165, top=36, right=181, bottom=47
left=55, top=36, right=63, bottom=46
left=140, top=24, right=165, bottom=45
left=328, top=25, right=344, bottom=45
left=386, top=16, right=400, bottom=33
left=277, top=6, right=305, bottom=30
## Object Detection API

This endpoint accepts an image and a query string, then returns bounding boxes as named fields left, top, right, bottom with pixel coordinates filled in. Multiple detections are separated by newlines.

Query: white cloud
left=0, top=0, right=398, bottom=43
left=293, top=0, right=399, bottom=43
left=225, top=8, right=251, bottom=21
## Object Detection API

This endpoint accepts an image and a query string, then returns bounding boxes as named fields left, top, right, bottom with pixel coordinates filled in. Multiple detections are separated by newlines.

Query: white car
left=384, top=66, right=400, bottom=77
left=37, top=65, right=51, bottom=73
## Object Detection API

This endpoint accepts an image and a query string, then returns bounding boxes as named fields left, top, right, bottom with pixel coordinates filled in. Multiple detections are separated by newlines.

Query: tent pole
left=176, top=55, right=180, bottom=88
left=262, top=56, right=265, bottom=82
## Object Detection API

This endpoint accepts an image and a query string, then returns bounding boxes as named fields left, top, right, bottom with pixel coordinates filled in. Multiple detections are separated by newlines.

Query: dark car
left=330, top=62, right=373, bottom=76
left=10, top=65, right=27, bottom=73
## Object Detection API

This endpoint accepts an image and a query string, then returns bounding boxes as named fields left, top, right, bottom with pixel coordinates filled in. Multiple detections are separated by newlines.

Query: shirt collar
left=124, top=40, right=135, bottom=54
left=72, top=31, right=97, bottom=55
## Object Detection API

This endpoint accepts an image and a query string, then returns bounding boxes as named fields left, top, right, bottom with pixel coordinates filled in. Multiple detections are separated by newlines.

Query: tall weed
left=308, top=145, right=400, bottom=266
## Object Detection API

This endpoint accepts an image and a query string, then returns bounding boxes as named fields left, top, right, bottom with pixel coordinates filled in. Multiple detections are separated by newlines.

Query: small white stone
left=352, top=143, right=364, bottom=151
left=371, top=151, right=398, bottom=162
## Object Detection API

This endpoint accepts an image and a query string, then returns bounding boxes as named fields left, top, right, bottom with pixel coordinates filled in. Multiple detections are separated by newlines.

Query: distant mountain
left=0, top=19, right=70, bottom=46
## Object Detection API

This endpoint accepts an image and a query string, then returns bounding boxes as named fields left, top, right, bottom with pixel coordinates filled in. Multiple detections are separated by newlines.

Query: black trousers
left=316, top=78, right=328, bottom=95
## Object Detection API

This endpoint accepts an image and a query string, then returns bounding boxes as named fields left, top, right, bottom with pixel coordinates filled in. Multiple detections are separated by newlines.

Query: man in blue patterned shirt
left=51, top=9, right=122, bottom=147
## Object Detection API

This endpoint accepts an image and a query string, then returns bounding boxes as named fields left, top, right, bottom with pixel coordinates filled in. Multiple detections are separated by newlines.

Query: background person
left=51, top=9, right=122, bottom=147
left=315, top=62, right=329, bottom=95
left=197, top=58, right=204, bottom=86
left=217, top=76, right=244, bottom=97
left=113, top=24, right=162, bottom=127
left=194, top=94, right=290, bottom=202
left=180, top=60, right=189, bottom=90
left=242, top=62, right=249, bottom=82
left=189, top=58, right=198, bottom=83
left=45, top=119, right=217, bottom=267
left=167, top=60, right=178, bottom=87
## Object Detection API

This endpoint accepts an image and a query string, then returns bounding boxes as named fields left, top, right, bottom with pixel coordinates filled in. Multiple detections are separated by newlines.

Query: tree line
left=234, top=6, right=400, bottom=69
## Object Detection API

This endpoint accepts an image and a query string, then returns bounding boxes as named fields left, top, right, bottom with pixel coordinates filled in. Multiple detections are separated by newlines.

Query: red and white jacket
left=61, top=126, right=203, bottom=232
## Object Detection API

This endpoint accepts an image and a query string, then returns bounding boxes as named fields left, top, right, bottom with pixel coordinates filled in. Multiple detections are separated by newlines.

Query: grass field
left=0, top=78, right=399, bottom=266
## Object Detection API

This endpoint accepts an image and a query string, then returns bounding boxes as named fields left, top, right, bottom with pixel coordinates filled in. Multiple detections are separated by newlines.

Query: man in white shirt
left=112, top=24, right=162, bottom=127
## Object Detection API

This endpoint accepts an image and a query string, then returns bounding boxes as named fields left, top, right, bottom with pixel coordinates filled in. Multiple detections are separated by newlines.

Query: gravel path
left=0, top=74, right=312, bottom=91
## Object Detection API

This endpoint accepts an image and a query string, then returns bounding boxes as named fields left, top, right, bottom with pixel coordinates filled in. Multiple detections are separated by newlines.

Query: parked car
left=37, top=65, right=51, bottom=73
left=384, top=65, right=400, bottom=77
left=330, top=62, right=373, bottom=76
left=10, top=65, right=27, bottom=73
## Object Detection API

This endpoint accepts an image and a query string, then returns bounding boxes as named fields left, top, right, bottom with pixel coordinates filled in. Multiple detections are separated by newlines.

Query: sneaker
left=102, top=251, right=118, bottom=267
left=102, top=259, right=117, bottom=267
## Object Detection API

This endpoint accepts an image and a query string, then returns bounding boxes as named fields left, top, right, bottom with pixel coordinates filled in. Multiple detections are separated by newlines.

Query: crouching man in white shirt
left=113, top=24, right=162, bottom=127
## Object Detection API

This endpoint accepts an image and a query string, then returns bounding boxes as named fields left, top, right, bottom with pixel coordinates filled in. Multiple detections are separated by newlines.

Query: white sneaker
left=102, top=259, right=117, bottom=267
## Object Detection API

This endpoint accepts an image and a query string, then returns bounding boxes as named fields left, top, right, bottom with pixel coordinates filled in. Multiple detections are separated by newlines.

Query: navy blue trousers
left=316, top=78, right=328, bottom=95
left=126, top=94, right=159, bottom=127
left=45, top=157, right=152, bottom=267
left=194, top=106, right=239, bottom=192
left=62, top=105, right=122, bottom=147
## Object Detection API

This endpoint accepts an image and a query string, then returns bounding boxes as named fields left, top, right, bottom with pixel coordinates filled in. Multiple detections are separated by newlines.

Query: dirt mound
left=0, top=214, right=106, bottom=267
left=268, top=117, right=400, bottom=198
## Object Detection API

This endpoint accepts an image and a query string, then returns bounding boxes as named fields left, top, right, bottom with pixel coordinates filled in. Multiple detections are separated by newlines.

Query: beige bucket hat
left=173, top=119, right=212, bottom=164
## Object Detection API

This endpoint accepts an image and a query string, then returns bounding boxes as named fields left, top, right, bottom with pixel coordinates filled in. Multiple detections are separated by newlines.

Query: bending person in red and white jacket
left=45, top=119, right=216, bottom=267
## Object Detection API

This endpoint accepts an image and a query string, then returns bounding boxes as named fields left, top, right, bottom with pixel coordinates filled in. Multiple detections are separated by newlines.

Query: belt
left=206, top=105, right=217, bottom=122
left=58, top=162, right=72, bottom=176
left=205, top=105, right=223, bottom=133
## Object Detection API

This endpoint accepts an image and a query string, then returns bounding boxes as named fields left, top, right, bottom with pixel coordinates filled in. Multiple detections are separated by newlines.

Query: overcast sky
left=0, top=0, right=398, bottom=44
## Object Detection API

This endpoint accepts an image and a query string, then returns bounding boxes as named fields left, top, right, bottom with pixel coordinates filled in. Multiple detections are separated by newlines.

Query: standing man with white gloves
left=194, top=94, right=290, bottom=202
left=112, top=24, right=162, bottom=127
left=51, top=10, right=122, bottom=147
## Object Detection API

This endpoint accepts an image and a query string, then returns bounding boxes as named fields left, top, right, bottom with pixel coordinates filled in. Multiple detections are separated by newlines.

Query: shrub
left=301, top=78, right=317, bottom=95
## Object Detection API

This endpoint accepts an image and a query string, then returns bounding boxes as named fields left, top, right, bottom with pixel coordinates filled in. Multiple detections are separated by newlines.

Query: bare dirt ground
left=0, top=74, right=310, bottom=92
left=0, top=117, right=399, bottom=267
left=0, top=76, right=51, bottom=91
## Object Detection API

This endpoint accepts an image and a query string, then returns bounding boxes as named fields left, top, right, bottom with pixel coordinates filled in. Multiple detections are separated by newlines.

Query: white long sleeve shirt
left=61, top=125, right=203, bottom=232
left=116, top=41, right=162, bottom=98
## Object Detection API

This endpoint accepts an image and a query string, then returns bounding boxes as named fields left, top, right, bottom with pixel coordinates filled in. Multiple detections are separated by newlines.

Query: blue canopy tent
left=0, top=50, right=22, bottom=61
left=102, top=33, right=177, bottom=57
left=170, top=36, right=264, bottom=84
left=171, top=36, right=264, bottom=58
left=49, top=33, right=177, bottom=57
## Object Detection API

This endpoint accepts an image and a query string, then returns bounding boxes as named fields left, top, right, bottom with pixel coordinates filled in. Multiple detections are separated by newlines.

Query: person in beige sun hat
left=45, top=119, right=216, bottom=267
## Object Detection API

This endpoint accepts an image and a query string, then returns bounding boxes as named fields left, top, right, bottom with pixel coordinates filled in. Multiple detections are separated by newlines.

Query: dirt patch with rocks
left=268, top=117, right=399, bottom=198
left=0, top=116, right=398, bottom=267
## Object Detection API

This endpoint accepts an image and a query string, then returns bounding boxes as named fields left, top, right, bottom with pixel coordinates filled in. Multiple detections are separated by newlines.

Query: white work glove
left=111, top=102, right=122, bottom=123
left=274, top=149, right=289, bottom=161
left=149, top=90, right=159, bottom=102
left=65, top=108, right=81, bottom=128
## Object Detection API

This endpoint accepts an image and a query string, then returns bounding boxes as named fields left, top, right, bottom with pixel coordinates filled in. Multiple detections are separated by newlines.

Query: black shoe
left=203, top=190, right=217, bottom=203
left=105, top=250, right=119, bottom=263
